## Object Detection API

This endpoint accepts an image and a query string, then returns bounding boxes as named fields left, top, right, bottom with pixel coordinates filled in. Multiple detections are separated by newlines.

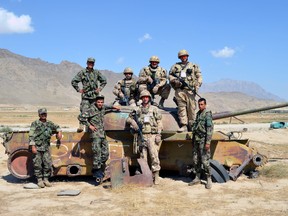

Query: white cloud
left=210, top=46, right=235, bottom=58
left=138, top=33, right=152, bottom=43
left=116, top=57, right=124, bottom=64
left=0, top=7, right=34, bottom=34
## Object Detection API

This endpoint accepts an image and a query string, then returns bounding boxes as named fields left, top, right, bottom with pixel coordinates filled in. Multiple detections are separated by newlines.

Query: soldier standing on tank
left=78, top=95, right=120, bottom=185
left=188, top=98, right=214, bottom=189
left=138, top=56, right=171, bottom=109
left=126, top=90, right=163, bottom=185
left=112, top=67, right=137, bottom=106
left=169, top=50, right=202, bottom=132
left=29, top=108, right=62, bottom=188
left=71, top=57, right=107, bottom=132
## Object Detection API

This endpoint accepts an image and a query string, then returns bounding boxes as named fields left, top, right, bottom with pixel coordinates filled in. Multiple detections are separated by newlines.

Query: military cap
left=38, top=108, right=47, bottom=115
left=87, top=57, right=95, bottom=63
left=95, top=95, right=105, bottom=100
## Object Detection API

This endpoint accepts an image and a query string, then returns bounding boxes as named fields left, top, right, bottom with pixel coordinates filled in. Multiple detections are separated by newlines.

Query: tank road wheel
left=8, top=148, right=34, bottom=179
left=210, top=159, right=230, bottom=183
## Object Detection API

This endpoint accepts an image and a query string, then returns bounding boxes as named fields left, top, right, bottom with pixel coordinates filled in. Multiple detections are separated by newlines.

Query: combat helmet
left=149, top=56, right=160, bottom=63
left=123, top=67, right=133, bottom=74
left=95, top=95, right=105, bottom=101
left=178, top=49, right=189, bottom=58
left=140, top=90, right=151, bottom=98
left=87, top=57, right=95, bottom=63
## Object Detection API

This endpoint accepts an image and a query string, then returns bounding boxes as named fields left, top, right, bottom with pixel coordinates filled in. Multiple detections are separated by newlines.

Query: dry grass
left=259, top=163, right=288, bottom=179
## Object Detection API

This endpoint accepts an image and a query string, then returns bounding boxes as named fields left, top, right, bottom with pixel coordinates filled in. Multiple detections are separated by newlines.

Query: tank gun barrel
left=212, top=102, right=288, bottom=120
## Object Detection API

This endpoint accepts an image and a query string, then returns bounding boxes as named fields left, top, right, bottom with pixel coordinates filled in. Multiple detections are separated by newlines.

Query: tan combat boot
left=177, top=125, right=187, bottom=133
left=153, top=171, right=160, bottom=185
left=37, top=178, right=45, bottom=188
left=188, top=173, right=201, bottom=186
left=43, top=178, right=52, bottom=187
left=205, top=175, right=212, bottom=189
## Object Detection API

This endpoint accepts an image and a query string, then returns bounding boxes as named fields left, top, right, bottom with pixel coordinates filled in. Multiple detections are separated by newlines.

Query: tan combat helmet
left=149, top=56, right=160, bottom=63
left=140, top=90, right=151, bottom=98
left=178, top=49, right=189, bottom=58
left=87, top=57, right=95, bottom=63
left=123, top=67, right=133, bottom=74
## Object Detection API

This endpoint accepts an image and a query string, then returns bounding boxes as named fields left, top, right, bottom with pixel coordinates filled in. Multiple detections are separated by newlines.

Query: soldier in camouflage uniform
left=126, top=90, right=163, bottom=185
left=71, top=57, right=107, bottom=132
left=78, top=95, right=120, bottom=185
left=138, top=56, right=171, bottom=109
left=112, top=67, right=137, bottom=106
left=169, top=50, right=202, bottom=132
left=29, top=108, right=62, bottom=188
left=188, top=98, right=214, bottom=189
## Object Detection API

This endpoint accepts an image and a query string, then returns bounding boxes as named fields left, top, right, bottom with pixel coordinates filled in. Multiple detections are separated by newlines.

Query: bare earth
left=0, top=109, right=288, bottom=216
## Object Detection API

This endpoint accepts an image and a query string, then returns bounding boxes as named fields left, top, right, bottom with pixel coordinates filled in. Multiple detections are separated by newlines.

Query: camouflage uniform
left=126, top=104, right=163, bottom=173
left=29, top=115, right=61, bottom=179
left=138, top=60, right=171, bottom=107
left=71, top=61, right=107, bottom=114
left=78, top=102, right=113, bottom=176
left=113, top=68, right=138, bottom=106
left=191, top=109, right=214, bottom=176
left=169, top=61, right=202, bottom=130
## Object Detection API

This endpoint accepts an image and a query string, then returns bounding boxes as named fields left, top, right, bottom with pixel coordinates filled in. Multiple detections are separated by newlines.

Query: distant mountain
left=201, top=79, right=283, bottom=101
left=0, top=48, right=283, bottom=112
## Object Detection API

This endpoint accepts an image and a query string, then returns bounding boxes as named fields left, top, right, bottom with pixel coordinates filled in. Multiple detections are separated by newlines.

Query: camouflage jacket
left=192, top=109, right=214, bottom=144
left=71, top=68, right=107, bottom=99
left=138, top=65, right=168, bottom=88
left=29, top=120, right=61, bottom=151
left=127, top=104, right=163, bottom=134
left=78, top=103, right=113, bottom=138
left=113, top=78, right=137, bottom=100
left=169, top=61, right=202, bottom=90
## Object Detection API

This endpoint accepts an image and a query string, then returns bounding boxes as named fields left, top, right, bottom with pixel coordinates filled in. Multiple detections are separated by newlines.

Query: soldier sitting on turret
left=113, top=67, right=137, bottom=106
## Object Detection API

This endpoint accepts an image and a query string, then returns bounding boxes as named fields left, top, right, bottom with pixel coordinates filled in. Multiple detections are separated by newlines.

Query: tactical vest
left=171, top=62, right=199, bottom=88
left=135, top=105, right=161, bottom=134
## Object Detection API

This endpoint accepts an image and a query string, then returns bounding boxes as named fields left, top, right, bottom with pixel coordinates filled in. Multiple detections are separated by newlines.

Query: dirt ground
left=0, top=109, right=288, bottom=216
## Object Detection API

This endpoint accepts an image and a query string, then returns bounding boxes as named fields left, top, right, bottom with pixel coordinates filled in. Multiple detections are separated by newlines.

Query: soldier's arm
left=71, top=71, right=82, bottom=92
left=112, top=81, right=122, bottom=97
left=205, top=111, right=214, bottom=145
left=154, top=108, right=163, bottom=133
left=158, top=68, right=168, bottom=87
left=98, top=71, right=107, bottom=91
left=138, top=68, right=149, bottom=84
left=28, top=121, right=37, bottom=146
left=194, top=64, right=202, bottom=88
left=50, top=122, right=62, bottom=140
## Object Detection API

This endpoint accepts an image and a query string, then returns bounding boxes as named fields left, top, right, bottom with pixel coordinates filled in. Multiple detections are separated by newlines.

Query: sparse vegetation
left=0, top=126, right=12, bottom=133
left=259, top=163, right=288, bottom=179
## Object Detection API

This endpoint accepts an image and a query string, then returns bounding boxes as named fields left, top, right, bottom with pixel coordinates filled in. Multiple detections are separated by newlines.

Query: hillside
left=0, top=49, right=284, bottom=112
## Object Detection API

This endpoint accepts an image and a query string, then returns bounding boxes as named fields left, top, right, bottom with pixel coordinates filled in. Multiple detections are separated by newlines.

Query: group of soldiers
left=28, top=49, right=214, bottom=189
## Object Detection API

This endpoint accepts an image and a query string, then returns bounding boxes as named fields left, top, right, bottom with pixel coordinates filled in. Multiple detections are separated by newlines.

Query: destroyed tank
left=2, top=102, right=288, bottom=186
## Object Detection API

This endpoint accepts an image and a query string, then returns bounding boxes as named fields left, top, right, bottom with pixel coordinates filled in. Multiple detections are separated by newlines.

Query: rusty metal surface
left=110, top=158, right=153, bottom=188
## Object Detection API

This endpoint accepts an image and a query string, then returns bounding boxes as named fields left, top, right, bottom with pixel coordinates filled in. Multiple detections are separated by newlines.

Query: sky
left=1, top=0, right=288, bottom=100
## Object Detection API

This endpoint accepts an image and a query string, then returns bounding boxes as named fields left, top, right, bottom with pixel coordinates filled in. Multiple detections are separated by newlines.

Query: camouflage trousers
left=33, top=150, right=52, bottom=179
left=191, top=137, right=211, bottom=176
left=138, top=83, right=171, bottom=100
left=140, top=134, right=161, bottom=172
left=175, top=88, right=196, bottom=128
left=91, top=137, right=109, bottom=170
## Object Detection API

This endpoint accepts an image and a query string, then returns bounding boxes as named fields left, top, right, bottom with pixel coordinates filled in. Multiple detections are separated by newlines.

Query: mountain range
left=0, top=48, right=283, bottom=112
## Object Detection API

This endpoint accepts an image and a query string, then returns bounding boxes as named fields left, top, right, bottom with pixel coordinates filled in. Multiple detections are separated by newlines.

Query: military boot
left=153, top=171, right=160, bottom=185
left=177, top=125, right=188, bottom=133
left=158, top=98, right=165, bottom=109
left=77, top=123, right=84, bottom=133
left=43, top=178, right=52, bottom=187
left=188, top=173, right=201, bottom=186
left=205, top=175, right=212, bottom=189
left=37, top=178, right=45, bottom=188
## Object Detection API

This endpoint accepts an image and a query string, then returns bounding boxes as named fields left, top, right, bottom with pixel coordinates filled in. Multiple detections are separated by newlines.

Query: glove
left=152, top=85, right=159, bottom=94
left=155, top=134, right=162, bottom=145
left=131, top=120, right=139, bottom=131
left=147, top=76, right=153, bottom=84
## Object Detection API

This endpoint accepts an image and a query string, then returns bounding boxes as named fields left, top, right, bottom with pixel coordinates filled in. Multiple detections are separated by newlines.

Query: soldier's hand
left=95, top=88, right=101, bottom=93
left=89, top=125, right=98, bottom=132
left=118, top=92, right=124, bottom=99
left=31, top=145, right=37, bottom=154
left=131, top=120, right=139, bottom=131
left=152, top=85, right=159, bottom=94
left=205, top=143, right=210, bottom=151
left=79, top=89, right=84, bottom=93
left=147, top=76, right=153, bottom=84
left=173, top=80, right=182, bottom=88
left=155, top=134, right=162, bottom=144
left=56, top=131, right=62, bottom=140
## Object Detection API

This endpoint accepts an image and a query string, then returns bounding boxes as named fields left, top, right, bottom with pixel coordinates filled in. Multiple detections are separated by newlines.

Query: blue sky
left=1, top=0, right=288, bottom=100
